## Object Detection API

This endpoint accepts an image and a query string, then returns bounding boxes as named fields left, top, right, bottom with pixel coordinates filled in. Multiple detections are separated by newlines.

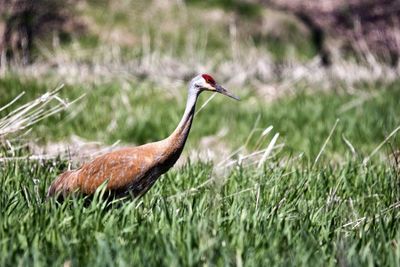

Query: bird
left=47, top=74, right=239, bottom=199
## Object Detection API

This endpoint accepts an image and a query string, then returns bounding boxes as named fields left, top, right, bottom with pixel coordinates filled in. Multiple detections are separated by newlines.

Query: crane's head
left=190, top=74, right=240, bottom=100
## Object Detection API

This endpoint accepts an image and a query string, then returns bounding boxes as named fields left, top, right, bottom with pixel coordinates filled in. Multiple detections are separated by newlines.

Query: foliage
left=259, top=0, right=400, bottom=65
left=0, top=76, right=399, bottom=158
left=0, top=1, right=399, bottom=266
left=0, top=75, right=399, bottom=266
left=0, top=0, right=84, bottom=64
left=185, top=0, right=263, bottom=18
left=1, top=155, right=400, bottom=266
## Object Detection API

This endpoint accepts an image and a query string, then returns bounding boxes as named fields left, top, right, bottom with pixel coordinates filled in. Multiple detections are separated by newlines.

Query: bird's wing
left=48, top=147, right=157, bottom=197
left=76, top=149, right=150, bottom=194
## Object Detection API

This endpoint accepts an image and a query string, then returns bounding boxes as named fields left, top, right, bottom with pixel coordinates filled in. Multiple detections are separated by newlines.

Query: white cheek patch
left=204, top=83, right=215, bottom=90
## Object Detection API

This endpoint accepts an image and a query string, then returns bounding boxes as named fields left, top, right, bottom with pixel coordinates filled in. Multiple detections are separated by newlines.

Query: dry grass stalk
left=0, top=85, right=83, bottom=141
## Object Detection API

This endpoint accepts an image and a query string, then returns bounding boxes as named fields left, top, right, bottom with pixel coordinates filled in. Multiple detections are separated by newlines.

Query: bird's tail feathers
left=46, top=171, right=75, bottom=199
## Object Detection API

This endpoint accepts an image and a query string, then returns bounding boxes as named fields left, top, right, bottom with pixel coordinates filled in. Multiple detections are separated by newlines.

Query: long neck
left=167, top=89, right=199, bottom=153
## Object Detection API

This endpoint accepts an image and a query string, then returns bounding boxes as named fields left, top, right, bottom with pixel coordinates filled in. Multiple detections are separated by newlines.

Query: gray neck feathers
left=168, top=85, right=199, bottom=150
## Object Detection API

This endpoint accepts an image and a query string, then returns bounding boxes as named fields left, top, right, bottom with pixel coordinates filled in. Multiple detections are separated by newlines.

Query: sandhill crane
left=47, top=74, right=239, bottom=199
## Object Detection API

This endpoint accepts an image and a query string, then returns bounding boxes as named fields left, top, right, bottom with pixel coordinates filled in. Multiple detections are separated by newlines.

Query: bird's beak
left=215, top=84, right=240, bottom=101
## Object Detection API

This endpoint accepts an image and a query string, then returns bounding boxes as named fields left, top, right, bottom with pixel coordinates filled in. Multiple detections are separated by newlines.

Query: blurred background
left=0, top=0, right=399, bottom=162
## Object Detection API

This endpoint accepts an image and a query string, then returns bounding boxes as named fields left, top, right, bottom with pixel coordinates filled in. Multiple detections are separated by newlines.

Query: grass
left=1, top=1, right=400, bottom=266
left=1, top=74, right=400, bottom=266
left=1, top=156, right=399, bottom=266
left=1, top=76, right=399, bottom=158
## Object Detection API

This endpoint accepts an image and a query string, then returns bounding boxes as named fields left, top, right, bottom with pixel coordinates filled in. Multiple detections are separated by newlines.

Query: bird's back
left=47, top=141, right=172, bottom=198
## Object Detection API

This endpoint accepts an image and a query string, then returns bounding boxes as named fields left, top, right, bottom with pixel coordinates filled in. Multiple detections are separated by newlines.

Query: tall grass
left=1, top=2, right=400, bottom=266
left=1, top=76, right=399, bottom=159
left=1, top=157, right=399, bottom=266
left=0, top=75, right=399, bottom=266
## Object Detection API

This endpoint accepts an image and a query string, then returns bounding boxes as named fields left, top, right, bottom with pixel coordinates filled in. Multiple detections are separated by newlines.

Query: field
left=1, top=1, right=400, bottom=266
